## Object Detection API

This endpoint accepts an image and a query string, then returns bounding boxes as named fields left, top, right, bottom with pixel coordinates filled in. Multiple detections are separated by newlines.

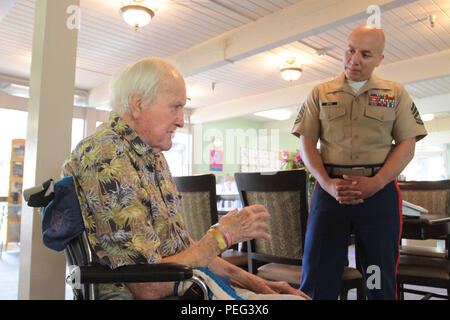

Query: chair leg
left=357, top=281, right=366, bottom=300
left=447, top=283, right=449, bottom=300
left=397, top=282, right=404, bottom=300
left=339, top=288, right=348, bottom=300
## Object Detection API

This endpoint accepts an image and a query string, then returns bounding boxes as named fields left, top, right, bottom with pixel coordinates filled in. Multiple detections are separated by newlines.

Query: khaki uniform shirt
left=291, top=73, right=427, bottom=166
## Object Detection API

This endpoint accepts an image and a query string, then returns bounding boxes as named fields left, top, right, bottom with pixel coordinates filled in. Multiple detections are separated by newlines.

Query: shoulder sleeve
left=392, top=84, right=428, bottom=143
left=291, top=86, right=321, bottom=144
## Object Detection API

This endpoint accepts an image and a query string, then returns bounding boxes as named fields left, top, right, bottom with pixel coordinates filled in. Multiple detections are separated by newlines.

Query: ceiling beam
left=0, top=72, right=89, bottom=97
left=376, top=49, right=450, bottom=84
left=88, top=0, right=418, bottom=107
left=168, top=0, right=418, bottom=77
left=190, top=49, right=450, bottom=124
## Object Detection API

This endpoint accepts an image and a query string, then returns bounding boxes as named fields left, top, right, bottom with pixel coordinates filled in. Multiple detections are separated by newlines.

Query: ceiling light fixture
left=427, top=14, right=436, bottom=28
left=120, top=1, right=155, bottom=30
left=280, top=57, right=303, bottom=81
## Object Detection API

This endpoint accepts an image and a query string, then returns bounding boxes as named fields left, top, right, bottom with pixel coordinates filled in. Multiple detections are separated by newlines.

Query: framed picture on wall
left=210, top=149, right=223, bottom=171
left=240, top=146, right=281, bottom=172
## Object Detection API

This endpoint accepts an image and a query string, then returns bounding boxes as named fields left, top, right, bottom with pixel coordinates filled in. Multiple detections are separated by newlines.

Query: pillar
left=18, top=0, right=79, bottom=299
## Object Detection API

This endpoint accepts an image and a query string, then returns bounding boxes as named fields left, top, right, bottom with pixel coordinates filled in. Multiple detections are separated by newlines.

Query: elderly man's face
left=133, top=75, right=186, bottom=153
left=344, top=29, right=384, bottom=81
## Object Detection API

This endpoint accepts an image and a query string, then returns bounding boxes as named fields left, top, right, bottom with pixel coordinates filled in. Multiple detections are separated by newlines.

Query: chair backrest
left=234, top=170, right=308, bottom=271
left=174, top=174, right=218, bottom=242
left=398, top=180, right=450, bottom=217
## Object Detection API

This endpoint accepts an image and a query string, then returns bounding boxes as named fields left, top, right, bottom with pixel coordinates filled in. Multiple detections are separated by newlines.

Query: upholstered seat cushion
left=397, top=265, right=449, bottom=280
left=341, top=267, right=364, bottom=281
left=257, top=263, right=362, bottom=285
left=398, top=255, right=449, bottom=279
left=399, top=255, right=449, bottom=269
left=400, top=245, right=447, bottom=259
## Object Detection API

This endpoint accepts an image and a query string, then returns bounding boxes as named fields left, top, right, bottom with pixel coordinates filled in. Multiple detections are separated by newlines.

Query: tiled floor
left=0, top=246, right=73, bottom=300
left=0, top=249, right=19, bottom=300
left=0, top=246, right=447, bottom=300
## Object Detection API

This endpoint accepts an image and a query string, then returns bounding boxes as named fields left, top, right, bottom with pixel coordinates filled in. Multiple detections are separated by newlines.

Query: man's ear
left=376, top=54, right=384, bottom=67
left=129, top=92, right=143, bottom=119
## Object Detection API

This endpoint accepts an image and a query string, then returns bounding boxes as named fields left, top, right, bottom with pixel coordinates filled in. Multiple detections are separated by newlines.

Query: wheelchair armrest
left=67, top=262, right=193, bottom=288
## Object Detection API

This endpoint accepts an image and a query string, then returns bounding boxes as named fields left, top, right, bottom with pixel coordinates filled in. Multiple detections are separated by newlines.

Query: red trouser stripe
left=300, top=180, right=318, bottom=287
left=394, top=179, right=403, bottom=300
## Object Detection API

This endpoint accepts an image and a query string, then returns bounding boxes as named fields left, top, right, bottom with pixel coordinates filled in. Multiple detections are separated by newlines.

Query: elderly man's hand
left=218, top=205, right=270, bottom=245
left=264, top=281, right=312, bottom=300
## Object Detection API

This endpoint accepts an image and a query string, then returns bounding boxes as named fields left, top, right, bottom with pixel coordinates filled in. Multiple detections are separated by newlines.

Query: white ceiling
left=0, top=0, right=449, bottom=123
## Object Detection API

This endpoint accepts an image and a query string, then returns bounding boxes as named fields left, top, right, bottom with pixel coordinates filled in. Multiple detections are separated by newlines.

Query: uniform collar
left=328, top=72, right=390, bottom=96
left=107, top=112, right=155, bottom=160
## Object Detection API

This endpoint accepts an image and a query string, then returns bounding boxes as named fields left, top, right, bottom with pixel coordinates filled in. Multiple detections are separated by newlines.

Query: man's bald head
left=343, top=25, right=385, bottom=81
left=348, top=25, right=386, bottom=55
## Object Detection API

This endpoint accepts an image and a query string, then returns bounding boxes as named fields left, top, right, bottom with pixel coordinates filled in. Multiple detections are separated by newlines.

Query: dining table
left=402, top=213, right=450, bottom=241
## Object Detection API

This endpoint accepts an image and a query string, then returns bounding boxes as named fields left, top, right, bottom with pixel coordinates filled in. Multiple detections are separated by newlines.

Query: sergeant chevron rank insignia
left=410, top=102, right=424, bottom=125
left=295, top=104, right=306, bottom=125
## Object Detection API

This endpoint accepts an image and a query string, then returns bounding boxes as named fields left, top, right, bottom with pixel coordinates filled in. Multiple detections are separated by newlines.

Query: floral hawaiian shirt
left=63, top=112, right=191, bottom=299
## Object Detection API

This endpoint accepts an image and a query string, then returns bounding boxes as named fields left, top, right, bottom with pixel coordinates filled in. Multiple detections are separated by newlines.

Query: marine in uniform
left=291, top=26, right=427, bottom=299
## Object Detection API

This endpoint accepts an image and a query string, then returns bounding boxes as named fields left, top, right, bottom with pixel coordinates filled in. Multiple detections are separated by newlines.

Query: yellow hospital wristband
left=208, top=228, right=227, bottom=251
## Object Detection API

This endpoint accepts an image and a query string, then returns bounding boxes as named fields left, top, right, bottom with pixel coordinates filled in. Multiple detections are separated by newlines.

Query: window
left=71, top=118, right=85, bottom=151
left=402, top=152, right=447, bottom=181
left=0, top=109, right=28, bottom=196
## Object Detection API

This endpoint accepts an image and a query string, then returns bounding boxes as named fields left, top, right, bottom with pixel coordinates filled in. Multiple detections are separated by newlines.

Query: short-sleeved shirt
left=291, top=72, right=427, bottom=165
left=63, top=112, right=191, bottom=298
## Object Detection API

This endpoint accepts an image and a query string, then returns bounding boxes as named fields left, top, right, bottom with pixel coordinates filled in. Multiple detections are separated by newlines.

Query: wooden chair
left=174, top=174, right=248, bottom=268
left=397, top=180, right=450, bottom=299
left=234, top=169, right=365, bottom=300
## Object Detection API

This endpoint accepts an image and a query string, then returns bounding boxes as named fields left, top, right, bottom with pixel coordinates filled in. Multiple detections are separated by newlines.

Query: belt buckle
left=351, top=167, right=366, bottom=176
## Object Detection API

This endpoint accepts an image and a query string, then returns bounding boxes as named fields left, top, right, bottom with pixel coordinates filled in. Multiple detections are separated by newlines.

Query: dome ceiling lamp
left=120, top=0, right=155, bottom=30
left=280, top=57, right=303, bottom=81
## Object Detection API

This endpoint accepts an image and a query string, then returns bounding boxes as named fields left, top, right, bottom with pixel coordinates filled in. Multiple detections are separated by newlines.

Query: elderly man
left=64, top=57, right=309, bottom=300
left=292, top=26, right=427, bottom=300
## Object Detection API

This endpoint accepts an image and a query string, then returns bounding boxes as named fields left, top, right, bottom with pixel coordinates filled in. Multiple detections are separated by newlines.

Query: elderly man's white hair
left=109, top=57, right=178, bottom=115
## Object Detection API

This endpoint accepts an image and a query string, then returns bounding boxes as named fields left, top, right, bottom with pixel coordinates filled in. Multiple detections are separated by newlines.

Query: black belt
left=324, top=164, right=383, bottom=178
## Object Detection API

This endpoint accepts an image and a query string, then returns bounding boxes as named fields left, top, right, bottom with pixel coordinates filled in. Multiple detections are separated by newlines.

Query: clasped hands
left=323, top=174, right=385, bottom=205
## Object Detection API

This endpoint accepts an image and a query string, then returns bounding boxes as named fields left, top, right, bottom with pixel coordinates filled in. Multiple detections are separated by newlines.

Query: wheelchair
left=23, top=177, right=208, bottom=300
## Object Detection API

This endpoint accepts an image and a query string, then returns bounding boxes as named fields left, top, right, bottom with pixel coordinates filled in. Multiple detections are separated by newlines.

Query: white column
left=18, top=0, right=79, bottom=300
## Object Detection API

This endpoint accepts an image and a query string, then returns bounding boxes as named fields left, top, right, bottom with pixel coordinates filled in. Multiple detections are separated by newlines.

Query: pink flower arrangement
left=280, top=150, right=302, bottom=169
